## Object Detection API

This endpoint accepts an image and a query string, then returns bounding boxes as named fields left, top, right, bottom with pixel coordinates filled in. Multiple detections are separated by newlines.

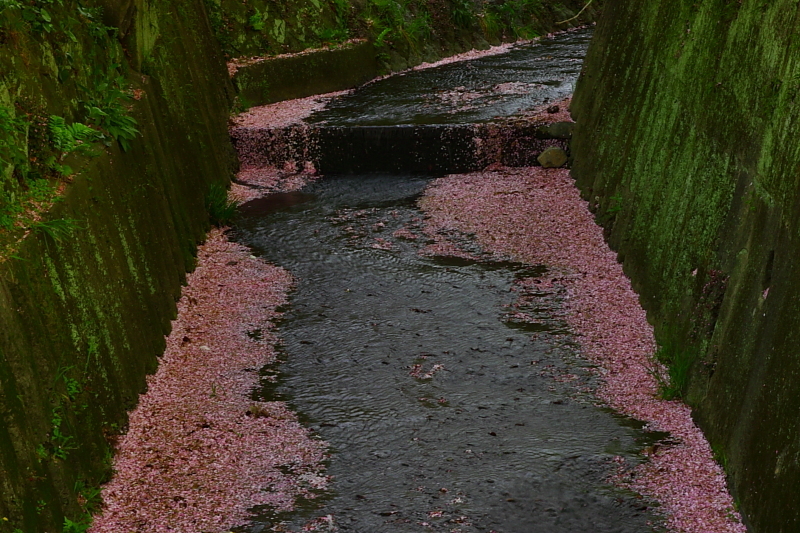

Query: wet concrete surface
left=233, top=174, right=660, bottom=532
left=304, top=28, right=591, bottom=126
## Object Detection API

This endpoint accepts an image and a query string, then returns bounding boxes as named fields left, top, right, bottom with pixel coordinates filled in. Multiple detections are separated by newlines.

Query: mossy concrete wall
left=0, top=0, right=235, bottom=531
left=233, top=40, right=377, bottom=107
left=570, top=1, right=800, bottom=531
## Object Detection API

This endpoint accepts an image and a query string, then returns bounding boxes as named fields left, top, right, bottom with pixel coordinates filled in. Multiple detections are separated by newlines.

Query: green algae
left=571, top=1, right=800, bottom=530
left=0, top=0, right=235, bottom=531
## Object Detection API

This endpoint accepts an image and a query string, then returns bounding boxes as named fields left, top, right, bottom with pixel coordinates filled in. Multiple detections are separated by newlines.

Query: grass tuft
left=206, top=183, right=237, bottom=227
left=652, top=341, right=697, bottom=400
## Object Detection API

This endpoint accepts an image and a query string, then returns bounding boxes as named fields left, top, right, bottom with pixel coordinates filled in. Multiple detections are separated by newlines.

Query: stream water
left=304, top=27, right=592, bottom=126
left=233, top=175, right=659, bottom=533
left=231, top=26, right=661, bottom=533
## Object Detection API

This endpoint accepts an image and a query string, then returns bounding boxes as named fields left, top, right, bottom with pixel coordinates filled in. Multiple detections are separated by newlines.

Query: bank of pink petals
left=232, top=90, right=353, bottom=129
left=419, top=167, right=746, bottom=533
left=230, top=166, right=319, bottom=203
left=407, top=24, right=592, bottom=72
left=517, top=96, right=574, bottom=124
left=91, top=230, right=328, bottom=533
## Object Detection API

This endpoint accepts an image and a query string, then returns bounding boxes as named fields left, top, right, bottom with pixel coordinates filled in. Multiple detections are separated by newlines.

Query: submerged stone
left=538, top=146, right=568, bottom=168
left=545, top=121, right=576, bottom=139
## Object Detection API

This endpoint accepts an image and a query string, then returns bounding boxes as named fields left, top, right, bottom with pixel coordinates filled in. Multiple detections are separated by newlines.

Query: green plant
left=402, top=11, right=431, bottom=48
left=652, top=342, right=697, bottom=400
left=49, top=116, right=105, bottom=155
left=0, top=105, right=30, bottom=174
left=0, top=179, right=61, bottom=234
left=63, top=516, right=90, bottom=533
left=206, top=183, right=236, bottom=226
left=492, top=0, right=543, bottom=31
left=317, top=26, right=349, bottom=44
left=56, top=366, right=82, bottom=401
left=49, top=406, right=77, bottom=460
left=83, top=337, right=99, bottom=375
left=514, top=24, right=539, bottom=39
left=248, top=7, right=267, bottom=31
left=478, top=9, right=501, bottom=39
left=0, top=0, right=22, bottom=12
left=74, top=480, right=102, bottom=514
left=86, top=105, right=138, bottom=152
left=364, top=0, right=431, bottom=52
left=608, top=193, right=623, bottom=214
left=19, top=0, right=57, bottom=34
left=78, top=5, right=116, bottom=42
left=374, top=27, right=391, bottom=47
left=35, top=444, right=49, bottom=460
left=0, top=191, right=23, bottom=231
left=451, top=0, right=476, bottom=28
left=320, top=0, right=351, bottom=43
left=47, top=116, right=105, bottom=173
left=83, top=75, right=140, bottom=152
left=32, top=218, right=81, bottom=242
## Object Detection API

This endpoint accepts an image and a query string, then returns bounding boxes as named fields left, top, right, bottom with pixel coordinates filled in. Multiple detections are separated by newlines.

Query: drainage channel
left=232, top=174, right=660, bottom=533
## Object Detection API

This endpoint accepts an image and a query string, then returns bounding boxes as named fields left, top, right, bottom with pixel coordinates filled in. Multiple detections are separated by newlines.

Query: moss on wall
left=232, top=40, right=378, bottom=107
left=571, top=1, right=800, bottom=531
left=0, top=0, right=235, bottom=531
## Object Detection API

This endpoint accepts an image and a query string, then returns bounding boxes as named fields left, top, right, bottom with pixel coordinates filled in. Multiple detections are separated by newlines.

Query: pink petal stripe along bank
left=418, top=167, right=746, bottom=533
left=90, top=171, right=325, bottom=533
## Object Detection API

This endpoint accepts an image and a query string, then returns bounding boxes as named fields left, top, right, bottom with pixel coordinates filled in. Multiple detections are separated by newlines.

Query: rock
left=545, top=121, right=575, bottom=139
left=537, top=146, right=568, bottom=168
left=547, top=105, right=560, bottom=113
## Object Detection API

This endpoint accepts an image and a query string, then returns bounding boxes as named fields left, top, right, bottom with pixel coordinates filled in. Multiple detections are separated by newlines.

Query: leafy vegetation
left=60, top=480, right=102, bottom=533
left=206, top=183, right=237, bottom=226
left=652, top=340, right=698, bottom=400
left=0, top=105, right=30, bottom=175
left=248, top=7, right=268, bottom=31
left=83, top=76, right=140, bottom=152
left=0, top=0, right=141, bottom=257
left=451, top=0, right=476, bottom=28
left=0, top=179, right=60, bottom=232
left=32, top=218, right=81, bottom=242
left=362, top=0, right=433, bottom=53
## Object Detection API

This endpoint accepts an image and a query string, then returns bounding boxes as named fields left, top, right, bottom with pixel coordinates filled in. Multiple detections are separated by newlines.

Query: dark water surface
left=233, top=174, right=659, bottom=532
left=305, top=28, right=592, bottom=126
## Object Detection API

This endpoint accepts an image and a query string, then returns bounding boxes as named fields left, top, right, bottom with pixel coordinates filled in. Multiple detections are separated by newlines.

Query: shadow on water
left=232, top=173, right=663, bottom=533
left=238, top=192, right=316, bottom=218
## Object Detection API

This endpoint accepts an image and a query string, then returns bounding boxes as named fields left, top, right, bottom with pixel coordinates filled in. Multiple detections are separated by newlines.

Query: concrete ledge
left=231, top=41, right=377, bottom=107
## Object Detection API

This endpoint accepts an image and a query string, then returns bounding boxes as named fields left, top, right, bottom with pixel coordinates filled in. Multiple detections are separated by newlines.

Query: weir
left=232, top=122, right=572, bottom=174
